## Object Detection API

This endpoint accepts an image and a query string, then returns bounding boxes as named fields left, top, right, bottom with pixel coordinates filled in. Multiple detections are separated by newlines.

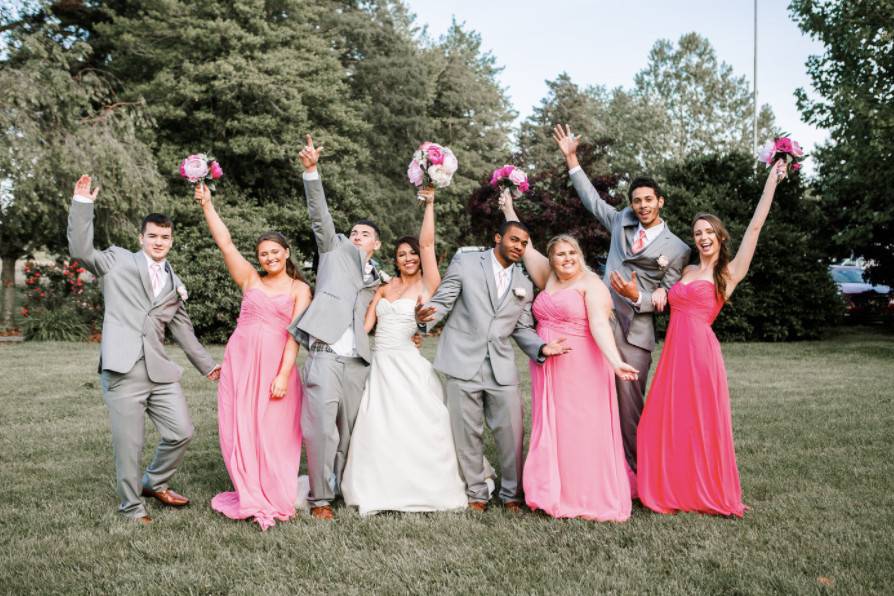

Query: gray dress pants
left=444, top=358, right=524, bottom=504
left=611, top=318, right=653, bottom=473
left=301, top=351, right=370, bottom=507
left=100, top=359, right=194, bottom=518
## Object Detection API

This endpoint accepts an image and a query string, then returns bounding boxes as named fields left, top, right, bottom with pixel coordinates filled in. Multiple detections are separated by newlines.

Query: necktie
left=497, top=267, right=509, bottom=297
left=632, top=228, right=647, bottom=253
left=150, top=263, right=163, bottom=297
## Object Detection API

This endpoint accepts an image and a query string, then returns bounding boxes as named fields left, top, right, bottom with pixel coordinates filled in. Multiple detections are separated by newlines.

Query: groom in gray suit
left=287, top=135, right=384, bottom=520
left=68, top=175, right=219, bottom=524
left=416, top=221, right=569, bottom=511
left=554, top=125, right=690, bottom=473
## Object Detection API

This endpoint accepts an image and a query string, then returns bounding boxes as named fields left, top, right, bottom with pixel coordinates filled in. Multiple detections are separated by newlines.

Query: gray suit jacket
left=424, top=249, right=545, bottom=386
left=571, top=169, right=691, bottom=352
left=287, top=175, right=380, bottom=363
left=67, top=200, right=216, bottom=383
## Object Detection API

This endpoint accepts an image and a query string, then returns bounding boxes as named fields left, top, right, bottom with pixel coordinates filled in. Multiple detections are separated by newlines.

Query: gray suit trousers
left=301, top=351, right=370, bottom=507
left=444, top=358, right=524, bottom=503
left=611, top=318, right=652, bottom=473
left=100, top=359, right=194, bottom=519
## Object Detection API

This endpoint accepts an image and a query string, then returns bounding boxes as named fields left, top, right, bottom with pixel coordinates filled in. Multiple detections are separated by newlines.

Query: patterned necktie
left=150, top=262, right=163, bottom=297
left=632, top=228, right=648, bottom=253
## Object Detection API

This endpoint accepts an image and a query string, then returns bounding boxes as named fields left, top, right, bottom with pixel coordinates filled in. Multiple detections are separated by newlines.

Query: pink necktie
left=632, top=229, right=647, bottom=253
left=150, top=263, right=162, bottom=297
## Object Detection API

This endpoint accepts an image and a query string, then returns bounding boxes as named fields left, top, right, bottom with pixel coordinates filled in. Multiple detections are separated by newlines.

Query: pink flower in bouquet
left=775, top=137, right=793, bottom=154
left=427, top=144, right=445, bottom=165
left=757, top=140, right=776, bottom=165
left=791, top=162, right=802, bottom=172
left=508, top=167, right=528, bottom=190
left=180, top=154, right=210, bottom=183
left=407, top=158, right=424, bottom=187
left=209, top=161, right=224, bottom=180
left=791, top=140, right=804, bottom=158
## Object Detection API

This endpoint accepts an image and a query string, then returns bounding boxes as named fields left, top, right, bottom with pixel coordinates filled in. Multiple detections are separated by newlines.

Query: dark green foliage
left=22, top=305, right=89, bottom=342
left=789, top=0, right=894, bottom=286
left=662, top=153, right=843, bottom=340
left=20, top=259, right=103, bottom=341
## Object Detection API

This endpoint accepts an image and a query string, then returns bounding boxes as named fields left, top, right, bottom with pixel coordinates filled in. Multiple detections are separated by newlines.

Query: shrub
left=20, top=259, right=102, bottom=341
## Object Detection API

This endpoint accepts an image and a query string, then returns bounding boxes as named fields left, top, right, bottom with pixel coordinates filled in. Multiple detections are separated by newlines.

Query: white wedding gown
left=341, top=298, right=469, bottom=515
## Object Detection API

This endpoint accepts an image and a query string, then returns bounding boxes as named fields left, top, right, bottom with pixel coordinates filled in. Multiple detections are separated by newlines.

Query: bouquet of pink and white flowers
left=179, top=153, right=223, bottom=190
left=489, top=164, right=530, bottom=197
left=757, top=135, right=805, bottom=177
left=407, top=142, right=458, bottom=192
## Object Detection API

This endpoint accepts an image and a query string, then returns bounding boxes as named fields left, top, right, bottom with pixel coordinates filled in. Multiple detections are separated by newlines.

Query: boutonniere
left=512, top=287, right=527, bottom=299
left=176, top=285, right=188, bottom=301
left=378, top=270, right=392, bottom=284
left=656, top=255, right=669, bottom=270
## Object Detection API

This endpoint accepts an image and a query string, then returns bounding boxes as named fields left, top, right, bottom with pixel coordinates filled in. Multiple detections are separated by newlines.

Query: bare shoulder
left=582, top=271, right=609, bottom=298
left=291, top=279, right=312, bottom=298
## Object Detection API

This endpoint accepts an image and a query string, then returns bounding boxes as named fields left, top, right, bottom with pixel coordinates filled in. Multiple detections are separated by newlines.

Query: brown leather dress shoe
left=142, top=487, right=190, bottom=507
left=132, top=515, right=152, bottom=525
left=310, top=505, right=334, bottom=520
left=468, top=501, right=488, bottom=512
left=503, top=501, right=525, bottom=513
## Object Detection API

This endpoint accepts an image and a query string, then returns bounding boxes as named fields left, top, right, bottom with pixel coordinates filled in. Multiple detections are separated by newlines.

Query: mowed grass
left=1, top=328, right=892, bottom=594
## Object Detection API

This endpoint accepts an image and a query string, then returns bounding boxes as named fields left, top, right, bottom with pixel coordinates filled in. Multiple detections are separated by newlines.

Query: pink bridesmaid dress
left=523, top=289, right=632, bottom=522
left=637, top=280, right=745, bottom=517
left=211, top=288, right=303, bottom=530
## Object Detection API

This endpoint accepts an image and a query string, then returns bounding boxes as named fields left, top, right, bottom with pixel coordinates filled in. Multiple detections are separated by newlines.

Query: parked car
left=828, top=264, right=894, bottom=321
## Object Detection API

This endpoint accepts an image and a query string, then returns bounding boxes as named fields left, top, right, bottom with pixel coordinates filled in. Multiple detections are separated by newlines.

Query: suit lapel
left=481, top=251, right=499, bottom=312
left=134, top=251, right=155, bottom=301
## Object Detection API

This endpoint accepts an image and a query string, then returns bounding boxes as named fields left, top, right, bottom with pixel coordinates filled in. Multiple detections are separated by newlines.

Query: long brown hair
left=256, top=232, right=304, bottom=282
left=691, top=213, right=731, bottom=301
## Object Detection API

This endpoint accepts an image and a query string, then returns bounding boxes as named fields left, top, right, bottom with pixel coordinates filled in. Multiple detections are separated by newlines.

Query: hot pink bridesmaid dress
left=637, top=280, right=745, bottom=517
left=211, top=288, right=303, bottom=530
left=523, top=289, right=632, bottom=522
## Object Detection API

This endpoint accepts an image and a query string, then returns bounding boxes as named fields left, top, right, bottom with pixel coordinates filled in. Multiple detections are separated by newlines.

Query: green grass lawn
left=1, top=328, right=892, bottom=594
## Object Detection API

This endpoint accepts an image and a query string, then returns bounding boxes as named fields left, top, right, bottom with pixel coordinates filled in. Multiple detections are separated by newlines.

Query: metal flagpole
left=753, top=0, right=758, bottom=156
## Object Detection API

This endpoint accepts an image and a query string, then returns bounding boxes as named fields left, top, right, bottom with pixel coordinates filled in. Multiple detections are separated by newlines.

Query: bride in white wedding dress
left=341, top=188, right=469, bottom=515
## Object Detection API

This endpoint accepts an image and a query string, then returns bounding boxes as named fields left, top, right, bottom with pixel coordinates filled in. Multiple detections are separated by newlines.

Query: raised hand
left=614, top=362, right=639, bottom=382
left=610, top=271, right=640, bottom=303
left=73, top=175, right=100, bottom=202
left=651, top=287, right=668, bottom=313
left=770, top=158, right=787, bottom=184
left=194, top=183, right=211, bottom=207
left=498, top=187, right=514, bottom=212
left=552, top=124, right=580, bottom=159
left=270, top=373, right=288, bottom=399
left=417, top=186, right=435, bottom=204
left=298, top=134, right=324, bottom=172
left=541, top=336, right=572, bottom=357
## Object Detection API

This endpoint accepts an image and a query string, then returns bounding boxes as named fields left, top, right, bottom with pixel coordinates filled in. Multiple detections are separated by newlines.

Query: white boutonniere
left=656, top=255, right=669, bottom=270
left=378, top=270, right=392, bottom=284
left=176, top=285, right=188, bottom=301
left=512, top=287, right=527, bottom=299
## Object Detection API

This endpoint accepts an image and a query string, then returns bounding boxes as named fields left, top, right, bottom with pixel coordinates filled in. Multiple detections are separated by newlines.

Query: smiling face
left=630, top=186, right=665, bottom=228
left=692, top=217, right=722, bottom=259
left=395, top=242, right=421, bottom=277
left=350, top=224, right=381, bottom=259
left=548, top=240, right=583, bottom=280
left=495, top=225, right=530, bottom=265
left=139, top=222, right=173, bottom=262
left=257, top=240, right=289, bottom=275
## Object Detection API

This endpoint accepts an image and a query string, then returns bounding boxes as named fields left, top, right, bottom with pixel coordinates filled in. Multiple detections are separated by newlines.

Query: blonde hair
left=546, top=234, right=589, bottom=272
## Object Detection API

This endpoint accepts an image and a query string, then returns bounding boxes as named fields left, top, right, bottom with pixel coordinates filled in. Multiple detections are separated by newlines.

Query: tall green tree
left=633, top=32, right=777, bottom=166
left=0, top=29, right=164, bottom=327
left=789, top=0, right=894, bottom=284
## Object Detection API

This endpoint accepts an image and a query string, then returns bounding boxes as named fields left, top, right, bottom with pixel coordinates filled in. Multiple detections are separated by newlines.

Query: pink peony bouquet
left=489, top=164, right=530, bottom=197
left=407, top=142, right=458, bottom=192
left=756, top=135, right=805, bottom=177
left=179, top=153, right=223, bottom=190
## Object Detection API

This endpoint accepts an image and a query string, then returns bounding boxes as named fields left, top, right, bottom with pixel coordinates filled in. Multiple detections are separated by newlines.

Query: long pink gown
left=637, top=280, right=745, bottom=517
left=523, top=289, right=632, bottom=522
left=211, top=288, right=303, bottom=530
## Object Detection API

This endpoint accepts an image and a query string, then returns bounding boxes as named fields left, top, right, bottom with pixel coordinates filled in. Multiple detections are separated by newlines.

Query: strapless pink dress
left=211, top=288, right=303, bottom=530
left=637, top=280, right=745, bottom=517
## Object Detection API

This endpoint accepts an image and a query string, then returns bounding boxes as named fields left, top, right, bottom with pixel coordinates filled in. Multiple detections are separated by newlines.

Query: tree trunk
left=1, top=256, right=17, bottom=328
